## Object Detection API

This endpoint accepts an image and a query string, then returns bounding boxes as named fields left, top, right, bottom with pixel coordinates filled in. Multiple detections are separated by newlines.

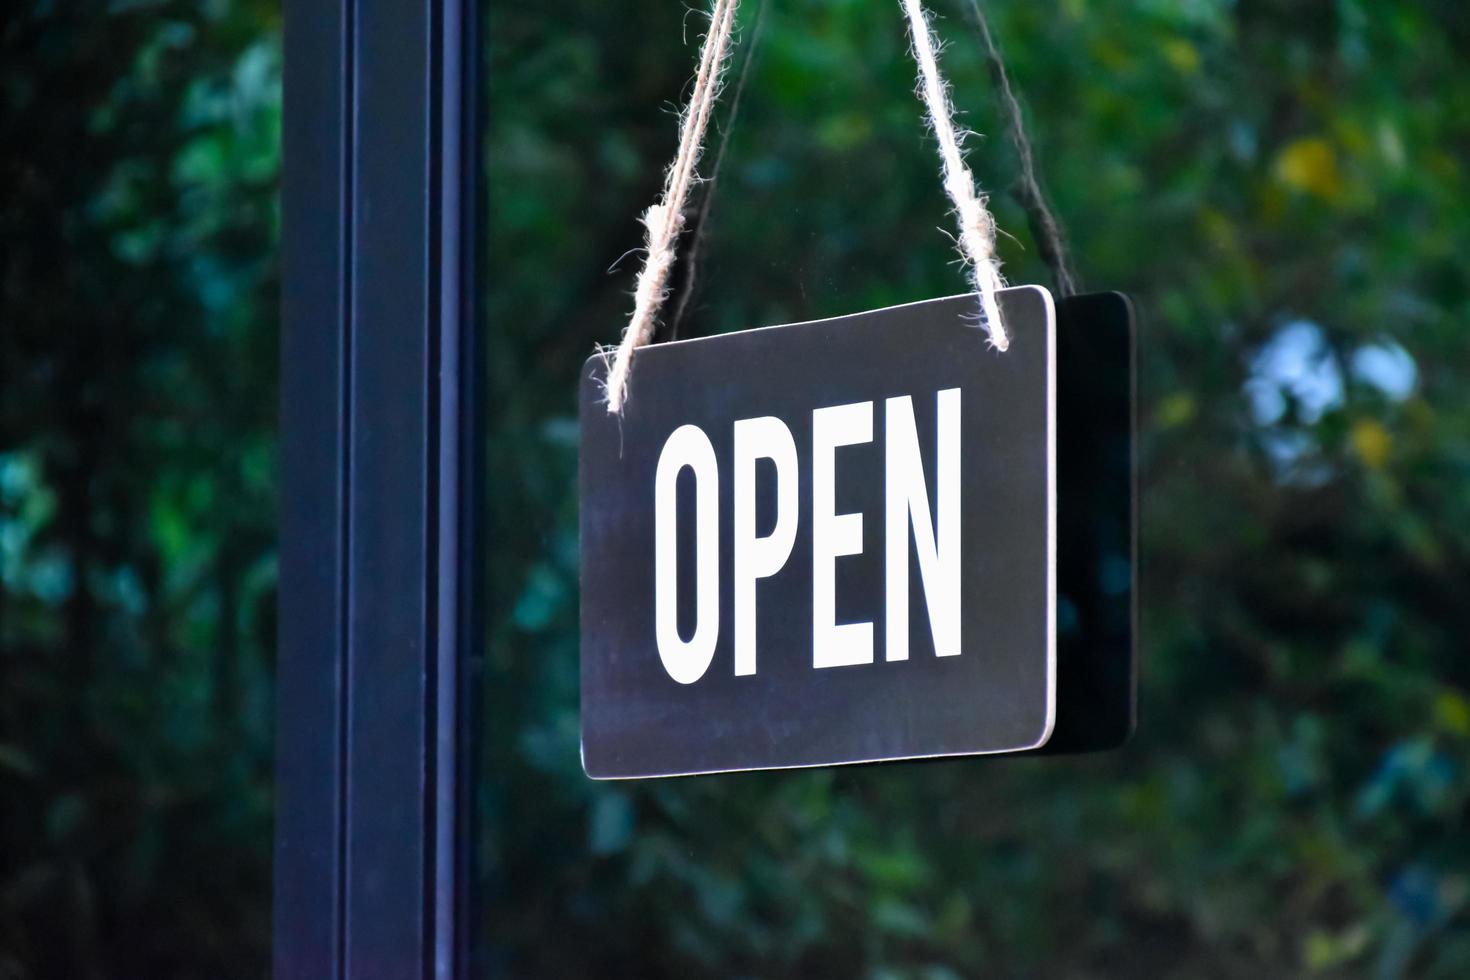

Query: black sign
left=580, top=287, right=1069, bottom=778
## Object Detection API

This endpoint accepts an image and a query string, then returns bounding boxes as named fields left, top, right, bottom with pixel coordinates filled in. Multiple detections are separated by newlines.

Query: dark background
left=5, top=0, right=1470, bottom=976
left=2, top=2, right=279, bottom=976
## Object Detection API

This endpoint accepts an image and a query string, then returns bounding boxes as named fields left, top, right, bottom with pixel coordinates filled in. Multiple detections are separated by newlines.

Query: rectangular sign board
left=580, top=286, right=1062, bottom=778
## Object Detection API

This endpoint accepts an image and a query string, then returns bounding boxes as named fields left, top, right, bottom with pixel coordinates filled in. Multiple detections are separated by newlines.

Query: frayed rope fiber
left=899, top=0, right=1008, bottom=350
left=603, top=0, right=1007, bottom=414
left=602, top=0, right=742, bottom=414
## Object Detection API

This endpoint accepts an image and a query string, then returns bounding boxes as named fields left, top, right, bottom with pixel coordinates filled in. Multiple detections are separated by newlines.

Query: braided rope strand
left=899, top=0, right=1009, bottom=349
left=603, top=0, right=742, bottom=413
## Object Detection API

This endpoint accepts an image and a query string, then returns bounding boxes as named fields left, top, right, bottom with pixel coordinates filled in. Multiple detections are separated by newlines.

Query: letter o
left=654, top=424, right=720, bottom=684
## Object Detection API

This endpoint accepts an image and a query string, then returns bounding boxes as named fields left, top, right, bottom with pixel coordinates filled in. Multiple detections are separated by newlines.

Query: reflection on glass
left=483, top=1, right=1470, bottom=975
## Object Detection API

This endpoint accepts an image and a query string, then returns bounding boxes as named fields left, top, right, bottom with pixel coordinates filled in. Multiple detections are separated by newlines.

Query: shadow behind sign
left=1045, top=291, right=1137, bottom=754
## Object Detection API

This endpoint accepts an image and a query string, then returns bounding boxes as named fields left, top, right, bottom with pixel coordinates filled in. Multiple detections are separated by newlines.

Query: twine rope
left=962, top=0, right=1078, bottom=298
left=899, top=0, right=1008, bottom=350
left=603, top=0, right=742, bottom=414
left=603, top=0, right=1010, bottom=413
left=668, top=0, right=771, bottom=342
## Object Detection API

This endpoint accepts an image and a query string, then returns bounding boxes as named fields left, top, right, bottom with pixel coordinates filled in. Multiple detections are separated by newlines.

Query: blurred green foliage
left=2, top=1, right=279, bottom=976
left=485, top=0, right=1470, bottom=977
left=4, top=0, right=1470, bottom=977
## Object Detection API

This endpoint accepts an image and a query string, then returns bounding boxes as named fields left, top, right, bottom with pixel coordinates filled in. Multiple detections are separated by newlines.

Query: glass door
left=479, top=0, right=1470, bottom=976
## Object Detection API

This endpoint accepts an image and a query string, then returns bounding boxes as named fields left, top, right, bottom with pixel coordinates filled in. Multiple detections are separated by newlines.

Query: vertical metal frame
left=276, top=0, right=479, bottom=975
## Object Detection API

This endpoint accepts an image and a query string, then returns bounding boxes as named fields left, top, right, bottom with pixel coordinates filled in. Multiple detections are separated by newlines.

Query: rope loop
left=604, top=0, right=1013, bottom=413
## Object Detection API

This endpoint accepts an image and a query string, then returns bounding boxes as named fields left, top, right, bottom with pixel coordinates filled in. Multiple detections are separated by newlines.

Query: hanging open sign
left=579, top=286, right=1133, bottom=778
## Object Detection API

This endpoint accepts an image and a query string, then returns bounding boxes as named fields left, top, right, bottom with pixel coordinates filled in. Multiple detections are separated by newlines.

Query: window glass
left=1, top=3, right=280, bottom=974
left=483, top=1, right=1470, bottom=974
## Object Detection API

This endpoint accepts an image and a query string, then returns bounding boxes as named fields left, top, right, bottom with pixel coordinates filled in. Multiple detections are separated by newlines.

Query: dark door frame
left=274, top=0, right=480, bottom=976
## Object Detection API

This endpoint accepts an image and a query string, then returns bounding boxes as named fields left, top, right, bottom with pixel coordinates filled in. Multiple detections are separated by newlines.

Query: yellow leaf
left=1274, top=137, right=1343, bottom=201
left=1157, top=392, right=1195, bottom=429
left=1435, top=691, right=1470, bottom=737
left=1163, top=38, right=1200, bottom=75
left=1303, top=924, right=1371, bottom=971
left=1351, top=419, right=1391, bottom=469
